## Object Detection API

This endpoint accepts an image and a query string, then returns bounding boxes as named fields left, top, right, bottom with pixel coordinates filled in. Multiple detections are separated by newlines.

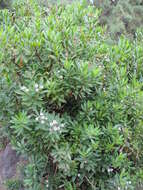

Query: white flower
left=57, top=126, right=60, bottom=130
left=49, top=120, right=62, bottom=132
left=50, top=125, right=61, bottom=132
left=46, top=179, right=49, bottom=188
left=61, top=124, right=64, bottom=128
left=35, top=88, right=39, bottom=92
left=40, top=115, right=45, bottom=120
left=118, top=187, right=121, bottom=190
left=35, top=83, right=39, bottom=88
left=52, top=120, right=58, bottom=126
left=39, top=85, right=44, bottom=89
left=40, top=112, right=44, bottom=116
left=59, top=75, right=63, bottom=79
left=107, top=168, right=113, bottom=173
left=78, top=173, right=80, bottom=177
left=41, top=120, right=45, bottom=124
left=50, top=122, right=53, bottom=127
left=20, top=86, right=26, bottom=91
left=53, top=126, right=59, bottom=131
left=25, top=88, right=29, bottom=92
left=127, top=181, right=131, bottom=185
left=21, top=86, right=29, bottom=92
left=35, top=117, right=39, bottom=121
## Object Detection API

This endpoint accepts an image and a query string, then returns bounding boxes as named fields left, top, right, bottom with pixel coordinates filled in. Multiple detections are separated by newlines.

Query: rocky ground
left=0, top=144, right=26, bottom=190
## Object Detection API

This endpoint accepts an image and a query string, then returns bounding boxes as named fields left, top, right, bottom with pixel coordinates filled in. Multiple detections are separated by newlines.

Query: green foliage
left=5, top=179, right=23, bottom=190
left=0, top=0, right=143, bottom=189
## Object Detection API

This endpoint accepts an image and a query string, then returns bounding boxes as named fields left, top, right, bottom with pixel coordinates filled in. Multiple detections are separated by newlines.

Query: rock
left=0, top=144, right=20, bottom=180
left=0, top=144, right=26, bottom=190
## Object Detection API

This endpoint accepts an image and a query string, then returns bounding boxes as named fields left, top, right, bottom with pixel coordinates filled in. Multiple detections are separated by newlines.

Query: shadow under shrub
left=0, top=0, right=143, bottom=189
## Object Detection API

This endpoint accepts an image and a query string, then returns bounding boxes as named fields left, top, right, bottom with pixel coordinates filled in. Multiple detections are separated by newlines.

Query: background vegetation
left=2, top=0, right=143, bottom=39
left=94, top=0, right=143, bottom=39
left=0, top=0, right=143, bottom=190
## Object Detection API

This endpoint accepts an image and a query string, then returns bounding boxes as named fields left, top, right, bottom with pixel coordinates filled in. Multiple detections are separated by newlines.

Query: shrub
left=0, top=0, right=143, bottom=189
left=5, top=179, right=23, bottom=190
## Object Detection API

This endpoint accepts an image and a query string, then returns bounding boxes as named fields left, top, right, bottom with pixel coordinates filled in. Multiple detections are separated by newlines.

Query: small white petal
left=53, top=126, right=58, bottom=131
left=35, top=88, right=39, bottom=92
left=20, top=86, right=26, bottom=90
left=35, top=117, right=39, bottom=121
left=39, top=85, right=44, bottom=89
left=57, top=126, right=60, bottom=130
left=41, top=120, right=45, bottom=124
left=61, top=124, right=64, bottom=128
left=41, top=115, right=45, bottom=120
left=50, top=122, right=53, bottom=127
left=52, top=120, right=58, bottom=125
left=25, top=88, right=29, bottom=92
left=108, top=168, right=113, bottom=173
left=35, top=84, right=39, bottom=88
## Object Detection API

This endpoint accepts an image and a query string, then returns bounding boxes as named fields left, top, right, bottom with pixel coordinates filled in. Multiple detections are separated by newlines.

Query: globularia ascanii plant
left=0, top=0, right=143, bottom=189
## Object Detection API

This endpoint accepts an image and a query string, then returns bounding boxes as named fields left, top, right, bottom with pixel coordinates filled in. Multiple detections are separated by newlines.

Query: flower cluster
left=34, top=83, right=44, bottom=92
left=35, top=112, right=47, bottom=124
left=20, top=83, right=44, bottom=93
left=20, top=86, right=29, bottom=92
left=45, top=179, right=49, bottom=189
left=49, top=120, right=64, bottom=132
left=117, top=181, right=132, bottom=190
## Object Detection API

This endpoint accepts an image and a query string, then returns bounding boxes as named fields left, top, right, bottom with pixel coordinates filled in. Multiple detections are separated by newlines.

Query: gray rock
left=0, top=144, right=26, bottom=190
left=0, top=144, right=20, bottom=180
